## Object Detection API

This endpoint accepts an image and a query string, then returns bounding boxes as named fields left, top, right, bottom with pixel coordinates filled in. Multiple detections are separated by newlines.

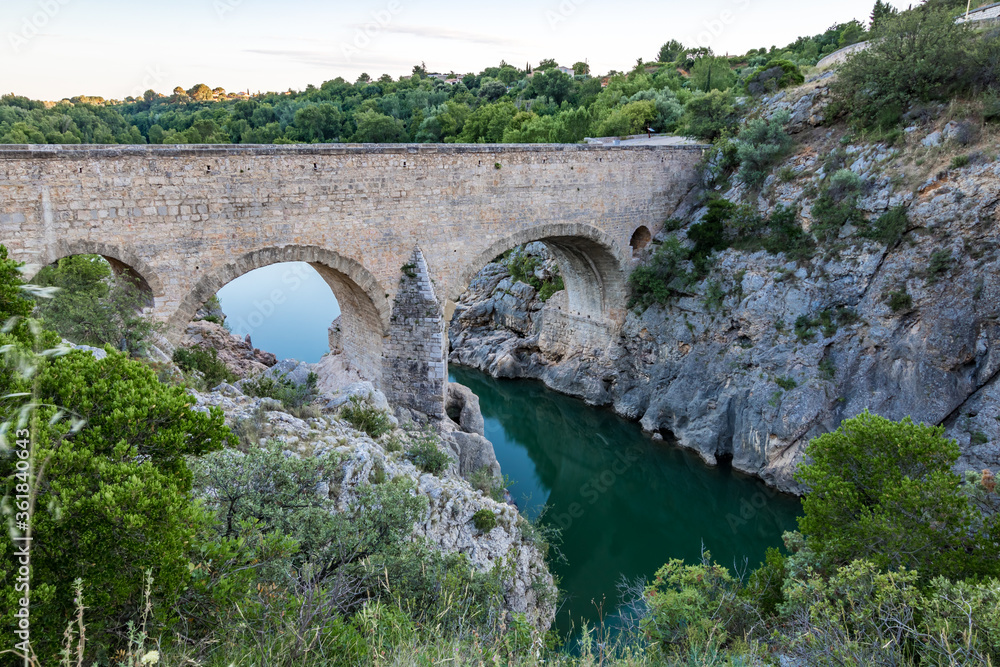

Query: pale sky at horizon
left=1, top=0, right=910, bottom=101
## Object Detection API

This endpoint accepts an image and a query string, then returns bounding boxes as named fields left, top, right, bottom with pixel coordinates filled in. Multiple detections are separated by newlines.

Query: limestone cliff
left=449, top=83, right=1000, bottom=494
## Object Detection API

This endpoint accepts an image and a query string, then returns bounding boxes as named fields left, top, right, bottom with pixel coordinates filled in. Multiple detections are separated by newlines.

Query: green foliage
left=172, top=345, right=236, bottom=389
left=810, top=169, right=865, bottom=242
left=886, top=286, right=913, bottom=313
left=657, top=39, right=687, bottom=63
left=745, top=60, right=804, bottom=96
left=735, top=110, right=793, bottom=189
left=472, top=508, right=498, bottom=532
left=405, top=430, right=451, bottom=475
left=506, top=247, right=564, bottom=300
left=861, top=205, right=908, bottom=246
left=926, top=249, right=953, bottom=284
left=832, top=7, right=977, bottom=128
left=0, top=350, right=233, bottom=661
left=951, top=154, right=971, bottom=169
left=32, top=254, right=158, bottom=353
left=795, top=410, right=1000, bottom=580
left=740, top=547, right=786, bottom=616
left=642, top=553, right=745, bottom=654
left=683, top=90, right=738, bottom=142
left=794, top=314, right=818, bottom=342
left=340, top=395, right=395, bottom=439
left=242, top=370, right=319, bottom=409
left=775, top=376, right=797, bottom=390
left=689, top=56, right=737, bottom=93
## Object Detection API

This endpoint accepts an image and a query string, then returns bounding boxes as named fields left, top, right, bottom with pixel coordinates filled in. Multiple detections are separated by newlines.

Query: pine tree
left=870, top=0, right=898, bottom=32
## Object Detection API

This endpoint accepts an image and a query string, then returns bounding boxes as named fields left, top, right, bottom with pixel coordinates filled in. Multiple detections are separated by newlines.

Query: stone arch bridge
left=0, top=143, right=703, bottom=416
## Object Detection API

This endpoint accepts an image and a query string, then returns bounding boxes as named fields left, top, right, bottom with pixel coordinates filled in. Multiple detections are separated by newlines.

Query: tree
left=689, top=55, right=736, bottom=93
left=293, top=103, right=342, bottom=142
left=187, top=83, right=214, bottom=102
left=33, top=254, right=158, bottom=353
left=833, top=6, right=973, bottom=128
left=526, top=69, right=574, bottom=105
left=870, top=0, right=898, bottom=31
left=657, top=39, right=686, bottom=63
left=536, top=58, right=559, bottom=71
left=351, top=109, right=406, bottom=142
left=573, top=61, right=590, bottom=76
left=683, top=89, right=738, bottom=141
left=497, top=66, right=520, bottom=85
left=796, top=411, right=1000, bottom=581
left=0, top=349, right=234, bottom=661
left=455, top=101, right=516, bottom=143
left=478, top=78, right=507, bottom=102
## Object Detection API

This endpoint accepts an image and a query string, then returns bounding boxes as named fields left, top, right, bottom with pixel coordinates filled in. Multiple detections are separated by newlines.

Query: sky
left=1, top=0, right=910, bottom=101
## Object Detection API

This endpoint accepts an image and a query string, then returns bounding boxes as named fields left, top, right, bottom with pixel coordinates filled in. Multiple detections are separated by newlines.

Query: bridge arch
left=169, top=245, right=391, bottom=384
left=24, top=240, right=164, bottom=302
left=454, top=223, right=630, bottom=324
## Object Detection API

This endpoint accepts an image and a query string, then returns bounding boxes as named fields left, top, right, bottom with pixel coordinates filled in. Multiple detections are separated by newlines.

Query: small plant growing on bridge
left=472, top=508, right=498, bottom=532
left=401, top=262, right=417, bottom=279
left=340, top=394, right=395, bottom=439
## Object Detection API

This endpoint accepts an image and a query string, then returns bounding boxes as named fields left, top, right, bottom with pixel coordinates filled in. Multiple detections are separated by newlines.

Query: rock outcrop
left=449, top=89, right=1000, bottom=494
left=181, top=320, right=277, bottom=378
left=190, top=383, right=555, bottom=630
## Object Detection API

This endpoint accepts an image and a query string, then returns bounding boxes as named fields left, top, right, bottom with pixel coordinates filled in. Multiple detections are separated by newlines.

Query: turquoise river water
left=216, top=265, right=803, bottom=635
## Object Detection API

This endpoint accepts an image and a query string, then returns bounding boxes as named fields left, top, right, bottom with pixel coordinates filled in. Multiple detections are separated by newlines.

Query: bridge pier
left=383, top=247, right=448, bottom=419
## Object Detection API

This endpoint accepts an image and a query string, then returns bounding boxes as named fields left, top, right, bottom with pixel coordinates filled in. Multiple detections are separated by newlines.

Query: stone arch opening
left=26, top=241, right=163, bottom=308
left=169, top=246, right=390, bottom=385
left=455, top=223, right=629, bottom=325
left=630, top=226, right=652, bottom=254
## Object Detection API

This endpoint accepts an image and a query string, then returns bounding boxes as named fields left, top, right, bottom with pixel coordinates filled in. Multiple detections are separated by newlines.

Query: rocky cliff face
left=190, top=381, right=556, bottom=630
left=449, top=85, right=1000, bottom=494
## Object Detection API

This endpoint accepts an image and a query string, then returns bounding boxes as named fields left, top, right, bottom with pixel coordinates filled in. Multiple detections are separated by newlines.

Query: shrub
left=243, top=370, right=318, bottom=409
left=794, top=315, right=818, bottom=342
left=32, top=254, right=159, bottom=354
left=745, top=60, right=804, bottom=95
left=926, top=249, right=952, bottom=284
left=472, top=508, right=498, bottom=532
left=832, top=7, right=975, bottom=128
left=683, top=89, right=739, bottom=142
left=886, top=287, right=913, bottom=313
left=861, top=205, right=908, bottom=246
left=173, top=345, right=237, bottom=389
left=628, top=237, right=695, bottom=309
left=740, top=547, right=786, bottom=616
left=0, top=350, right=234, bottom=661
left=340, top=395, right=395, bottom=438
left=795, top=410, right=1000, bottom=580
left=405, top=431, right=451, bottom=475
left=951, top=154, right=971, bottom=169
left=775, top=376, right=797, bottom=390
left=810, top=169, right=865, bottom=242
left=735, top=110, right=793, bottom=189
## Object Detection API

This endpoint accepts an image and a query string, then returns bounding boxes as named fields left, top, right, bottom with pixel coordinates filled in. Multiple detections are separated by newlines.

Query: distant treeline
left=0, top=19, right=876, bottom=146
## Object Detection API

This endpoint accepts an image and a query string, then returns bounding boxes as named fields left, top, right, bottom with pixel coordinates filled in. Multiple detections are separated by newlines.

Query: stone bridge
left=0, top=143, right=703, bottom=416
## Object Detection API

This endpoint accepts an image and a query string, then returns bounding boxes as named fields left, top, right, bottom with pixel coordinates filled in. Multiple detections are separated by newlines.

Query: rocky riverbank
left=146, top=322, right=556, bottom=630
left=449, top=83, right=1000, bottom=494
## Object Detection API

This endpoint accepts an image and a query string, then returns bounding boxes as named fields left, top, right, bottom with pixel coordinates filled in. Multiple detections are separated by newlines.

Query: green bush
left=32, top=254, right=159, bottom=354
left=832, top=6, right=976, bottom=128
left=745, top=60, right=804, bottom=95
left=472, top=508, right=498, bottom=532
left=795, top=410, right=1000, bottom=580
left=775, top=376, right=797, bottom=390
left=340, top=395, right=395, bottom=438
left=926, top=249, right=952, bottom=284
left=810, top=169, right=865, bottom=242
left=0, top=349, right=234, bottom=662
left=405, top=431, right=451, bottom=475
left=243, top=370, right=318, bottom=409
left=739, top=547, right=786, bottom=616
left=886, top=287, right=913, bottom=313
left=173, top=345, right=237, bottom=389
left=683, top=89, right=739, bottom=142
left=735, top=111, right=793, bottom=189
left=951, top=154, right=971, bottom=169
left=861, top=205, right=908, bottom=247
